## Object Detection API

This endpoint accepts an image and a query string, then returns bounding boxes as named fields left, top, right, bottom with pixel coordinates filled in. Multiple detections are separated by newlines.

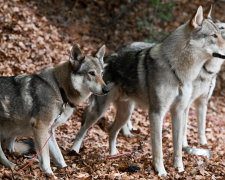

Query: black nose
left=102, top=86, right=110, bottom=94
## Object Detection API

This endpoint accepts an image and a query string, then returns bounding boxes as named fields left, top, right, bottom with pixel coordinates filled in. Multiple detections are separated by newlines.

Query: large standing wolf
left=0, top=44, right=109, bottom=177
left=71, top=6, right=225, bottom=177
left=115, top=22, right=225, bottom=145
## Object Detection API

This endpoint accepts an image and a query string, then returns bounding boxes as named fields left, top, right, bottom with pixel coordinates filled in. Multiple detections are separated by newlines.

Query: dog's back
left=104, top=50, right=142, bottom=94
left=0, top=73, right=58, bottom=137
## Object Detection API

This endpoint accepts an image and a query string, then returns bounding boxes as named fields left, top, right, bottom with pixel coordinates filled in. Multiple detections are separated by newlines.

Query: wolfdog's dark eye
left=212, top=34, right=218, bottom=38
left=88, top=71, right=96, bottom=76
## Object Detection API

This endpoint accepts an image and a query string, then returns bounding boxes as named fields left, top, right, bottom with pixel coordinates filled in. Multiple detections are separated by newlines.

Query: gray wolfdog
left=71, top=6, right=225, bottom=177
left=118, top=22, right=225, bottom=145
left=0, top=44, right=109, bottom=177
left=182, top=22, right=225, bottom=146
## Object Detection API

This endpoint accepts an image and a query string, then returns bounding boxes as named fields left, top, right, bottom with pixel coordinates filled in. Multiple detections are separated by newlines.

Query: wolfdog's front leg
left=195, top=97, right=208, bottom=145
left=71, top=94, right=111, bottom=153
left=171, top=108, right=184, bottom=172
left=149, top=111, right=167, bottom=177
left=0, top=141, right=16, bottom=167
left=32, top=120, right=53, bottom=176
left=172, top=84, right=191, bottom=172
left=49, top=132, right=67, bottom=168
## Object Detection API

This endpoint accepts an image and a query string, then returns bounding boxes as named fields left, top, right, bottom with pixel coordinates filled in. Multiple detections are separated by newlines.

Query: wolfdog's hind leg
left=182, top=104, right=191, bottom=147
left=0, top=141, right=16, bottom=167
left=109, top=100, right=134, bottom=155
left=33, top=121, right=53, bottom=176
left=127, top=116, right=137, bottom=131
left=120, top=101, right=135, bottom=137
left=5, top=136, right=16, bottom=153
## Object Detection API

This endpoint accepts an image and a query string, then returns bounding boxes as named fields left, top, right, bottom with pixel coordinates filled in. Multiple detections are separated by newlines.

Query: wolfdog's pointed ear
left=191, top=6, right=203, bottom=28
left=204, top=5, right=212, bottom=19
left=96, top=45, right=106, bottom=65
left=70, top=44, right=84, bottom=66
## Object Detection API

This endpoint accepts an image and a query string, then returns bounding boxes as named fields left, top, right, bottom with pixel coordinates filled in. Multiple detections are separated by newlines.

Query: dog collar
left=59, top=87, right=75, bottom=108
left=203, top=65, right=214, bottom=75
left=212, top=52, right=225, bottom=59
left=53, top=72, right=75, bottom=108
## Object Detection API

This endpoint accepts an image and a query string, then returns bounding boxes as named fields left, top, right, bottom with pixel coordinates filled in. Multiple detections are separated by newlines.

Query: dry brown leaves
left=0, top=0, right=224, bottom=179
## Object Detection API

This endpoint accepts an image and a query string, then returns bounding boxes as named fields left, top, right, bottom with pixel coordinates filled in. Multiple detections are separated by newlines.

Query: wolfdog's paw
left=68, top=149, right=80, bottom=156
left=129, top=125, right=137, bottom=131
left=122, top=126, right=134, bottom=137
left=154, top=164, right=167, bottom=177
left=5, top=161, right=16, bottom=168
left=131, top=127, right=137, bottom=131
left=46, top=170, right=58, bottom=179
left=110, top=148, right=118, bottom=156
left=125, top=133, right=134, bottom=137
left=127, top=123, right=137, bottom=131
left=8, top=146, right=15, bottom=153
left=200, top=137, right=207, bottom=145
left=70, top=147, right=80, bottom=154
left=157, top=169, right=167, bottom=177
left=182, top=140, right=189, bottom=147
left=123, top=131, right=134, bottom=137
left=178, top=166, right=184, bottom=173
left=46, top=173, right=57, bottom=179
left=41, top=166, right=55, bottom=176
left=71, top=142, right=82, bottom=154
left=173, top=159, right=184, bottom=173
left=55, top=161, right=67, bottom=168
left=0, top=158, right=16, bottom=168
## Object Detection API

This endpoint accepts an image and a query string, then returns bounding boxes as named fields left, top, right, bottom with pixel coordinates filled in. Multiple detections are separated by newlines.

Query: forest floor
left=0, top=0, right=224, bottom=179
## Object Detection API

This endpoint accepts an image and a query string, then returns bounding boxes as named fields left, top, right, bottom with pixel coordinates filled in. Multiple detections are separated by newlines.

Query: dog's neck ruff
left=59, top=87, right=75, bottom=108
left=148, top=47, right=183, bottom=95
left=164, top=58, right=183, bottom=88
left=156, top=49, right=183, bottom=93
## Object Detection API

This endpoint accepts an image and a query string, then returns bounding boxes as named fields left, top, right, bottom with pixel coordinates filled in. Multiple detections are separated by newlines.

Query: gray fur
left=0, top=44, right=108, bottom=177
left=71, top=6, right=225, bottom=177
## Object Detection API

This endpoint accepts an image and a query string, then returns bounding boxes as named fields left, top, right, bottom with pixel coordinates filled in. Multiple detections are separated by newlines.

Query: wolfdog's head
left=189, top=6, right=225, bottom=58
left=69, top=44, right=110, bottom=96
